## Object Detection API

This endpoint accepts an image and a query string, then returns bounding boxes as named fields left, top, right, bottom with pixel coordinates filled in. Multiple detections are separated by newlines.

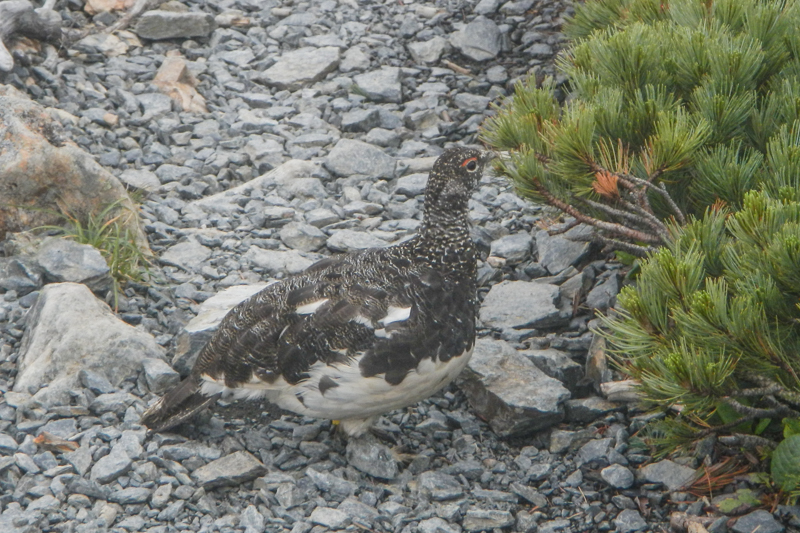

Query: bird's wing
left=192, top=251, right=475, bottom=389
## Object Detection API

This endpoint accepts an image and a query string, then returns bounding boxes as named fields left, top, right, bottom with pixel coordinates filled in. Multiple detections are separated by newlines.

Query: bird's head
left=424, top=147, right=495, bottom=211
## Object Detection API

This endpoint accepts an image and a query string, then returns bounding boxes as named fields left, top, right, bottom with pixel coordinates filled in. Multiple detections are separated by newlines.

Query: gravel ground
left=0, top=0, right=798, bottom=532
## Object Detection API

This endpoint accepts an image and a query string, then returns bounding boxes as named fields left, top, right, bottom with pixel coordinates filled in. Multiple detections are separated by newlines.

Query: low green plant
left=39, top=199, right=150, bottom=306
left=600, top=190, right=800, bottom=493
left=482, top=0, right=800, bottom=255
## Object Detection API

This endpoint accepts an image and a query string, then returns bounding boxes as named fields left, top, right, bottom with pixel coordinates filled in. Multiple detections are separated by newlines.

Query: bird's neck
left=407, top=202, right=476, bottom=281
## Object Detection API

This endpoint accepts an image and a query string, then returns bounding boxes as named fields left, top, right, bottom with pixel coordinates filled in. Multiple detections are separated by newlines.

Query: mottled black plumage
left=142, top=147, right=493, bottom=435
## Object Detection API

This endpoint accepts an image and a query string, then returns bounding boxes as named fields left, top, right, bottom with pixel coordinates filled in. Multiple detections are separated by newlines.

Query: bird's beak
left=480, top=151, right=499, bottom=165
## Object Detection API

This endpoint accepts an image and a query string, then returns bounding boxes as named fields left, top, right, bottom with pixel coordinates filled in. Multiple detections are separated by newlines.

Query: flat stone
left=346, top=439, right=398, bottom=480
left=142, top=357, right=180, bottom=394
left=479, top=280, right=567, bottom=330
left=393, top=173, right=428, bottom=197
left=35, top=238, right=111, bottom=293
left=91, top=446, right=132, bottom=484
left=309, top=507, right=350, bottom=529
left=732, top=510, right=784, bottom=533
left=614, top=510, right=647, bottom=532
left=341, top=108, right=381, bottom=132
left=449, top=16, right=502, bottom=61
left=418, top=517, right=460, bottom=533
left=418, top=471, right=463, bottom=501
left=454, top=93, right=491, bottom=113
left=160, top=239, right=212, bottom=271
left=536, top=224, right=594, bottom=274
left=192, top=451, right=266, bottom=488
left=489, top=233, right=532, bottom=264
left=111, top=487, right=152, bottom=504
left=118, top=169, right=160, bottom=192
left=407, top=36, right=450, bottom=64
left=565, top=396, right=620, bottom=423
left=601, top=464, right=634, bottom=489
left=14, top=283, right=164, bottom=408
left=326, top=230, right=388, bottom=253
left=135, top=11, right=216, bottom=40
left=457, top=339, right=570, bottom=437
left=639, top=459, right=697, bottom=491
left=585, top=274, right=620, bottom=311
left=279, top=222, right=327, bottom=252
left=523, top=347, right=583, bottom=386
left=353, top=67, right=403, bottom=103
left=258, top=47, right=340, bottom=91
left=0, top=433, right=19, bottom=453
left=326, top=138, right=396, bottom=179
left=576, top=438, right=613, bottom=467
left=463, top=509, right=515, bottom=531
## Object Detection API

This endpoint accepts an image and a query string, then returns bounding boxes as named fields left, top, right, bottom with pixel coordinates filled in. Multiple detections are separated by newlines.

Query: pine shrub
left=482, top=0, right=800, bottom=255
left=600, top=191, right=800, bottom=494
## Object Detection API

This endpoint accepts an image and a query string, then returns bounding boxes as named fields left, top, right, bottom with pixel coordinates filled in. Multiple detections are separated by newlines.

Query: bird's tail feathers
left=141, top=375, right=220, bottom=432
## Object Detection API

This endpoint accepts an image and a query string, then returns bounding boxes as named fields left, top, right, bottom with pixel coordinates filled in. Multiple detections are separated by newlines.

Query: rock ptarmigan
left=142, top=147, right=493, bottom=436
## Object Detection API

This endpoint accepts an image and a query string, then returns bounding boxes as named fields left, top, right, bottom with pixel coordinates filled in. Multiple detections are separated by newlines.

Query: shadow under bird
left=141, top=147, right=494, bottom=436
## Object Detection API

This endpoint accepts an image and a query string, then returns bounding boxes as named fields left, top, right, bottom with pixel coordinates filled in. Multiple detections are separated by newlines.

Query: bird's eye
left=462, top=157, right=478, bottom=171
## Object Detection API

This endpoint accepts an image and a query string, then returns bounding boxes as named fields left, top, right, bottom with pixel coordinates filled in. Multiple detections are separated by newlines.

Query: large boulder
left=457, top=338, right=570, bottom=438
left=0, top=85, right=149, bottom=253
left=14, top=283, right=165, bottom=407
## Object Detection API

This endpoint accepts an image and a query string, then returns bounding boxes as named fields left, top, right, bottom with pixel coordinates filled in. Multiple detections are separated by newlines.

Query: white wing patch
left=294, top=298, right=329, bottom=315
left=380, top=306, right=411, bottom=326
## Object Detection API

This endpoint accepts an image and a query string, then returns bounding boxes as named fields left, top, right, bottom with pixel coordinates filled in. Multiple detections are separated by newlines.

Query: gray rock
left=306, top=468, right=358, bottom=499
left=40, top=418, right=78, bottom=439
left=305, top=208, right=341, bottom=228
left=475, top=0, right=500, bottom=14
left=27, top=494, right=60, bottom=512
left=527, top=43, right=555, bottom=58
left=64, top=446, right=92, bottom=477
left=614, top=510, right=647, bottom=533
left=479, top=280, right=567, bottom=330
left=118, top=169, right=160, bottom=192
left=79, top=369, right=115, bottom=394
left=536, top=224, right=594, bottom=274
left=565, top=396, right=620, bottom=423
left=326, top=230, right=388, bottom=252
left=35, top=238, right=111, bottom=293
left=111, top=487, right=152, bottom=504
left=150, top=484, right=172, bottom=508
left=449, top=17, right=502, bottom=61
left=576, top=438, right=613, bottom=466
left=192, top=451, right=266, bottom=488
left=585, top=274, right=620, bottom=311
left=523, top=348, right=582, bottom=386
left=155, top=163, right=193, bottom=183
left=418, top=471, right=463, bottom=501
left=489, top=233, right=532, bottom=264
left=309, top=507, right=350, bottom=529
left=346, top=439, right=398, bottom=480
left=353, top=67, right=403, bottom=103
left=160, top=239, right=212, bottom=272
left=601, top=464, right=634, bottom=489
left=142, top=358, right=180, bottom=394
left=14, top=283, right=165, bottom=407
left=246, top=248, right=317, bottom=275
left=258, top=47, right=340, bottom=91
left=0, top=433, right=18, bottom=454
left=91, top=446, right=132, bottom=484
left=240, top=505, right=266, bottom=533
left=732, top=510, right=784, bottom=533
left=394, top=173, right=428, bottom=197
left=407, top=37, right=450, bottom=64
left=279, top=223, right=327, bottom=252
left=418, top=517, right=460, bottom=533
left=0, top=257, right=42, bottom=296
left=340, top=46, right=370, bottom=72
left=457, top=339, right=570, bottom=437
left=135, top=10, right=216, bottom=40
left=326, top=139, right=396, bottom=179
left=454, top=93, right=491, bottom=113
left=639, top=459, right=697, bottom=491
left=341, top=109, right=381, bottom=132
left=463, top=509, right=515, bottom=531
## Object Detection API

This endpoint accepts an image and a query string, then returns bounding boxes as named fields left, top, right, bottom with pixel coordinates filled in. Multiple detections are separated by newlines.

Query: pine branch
left=546, top=217, right=581, bottom=236
left=595, top=235, right=658, bottom=256
left=529, top=179, right=664, bottom=244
